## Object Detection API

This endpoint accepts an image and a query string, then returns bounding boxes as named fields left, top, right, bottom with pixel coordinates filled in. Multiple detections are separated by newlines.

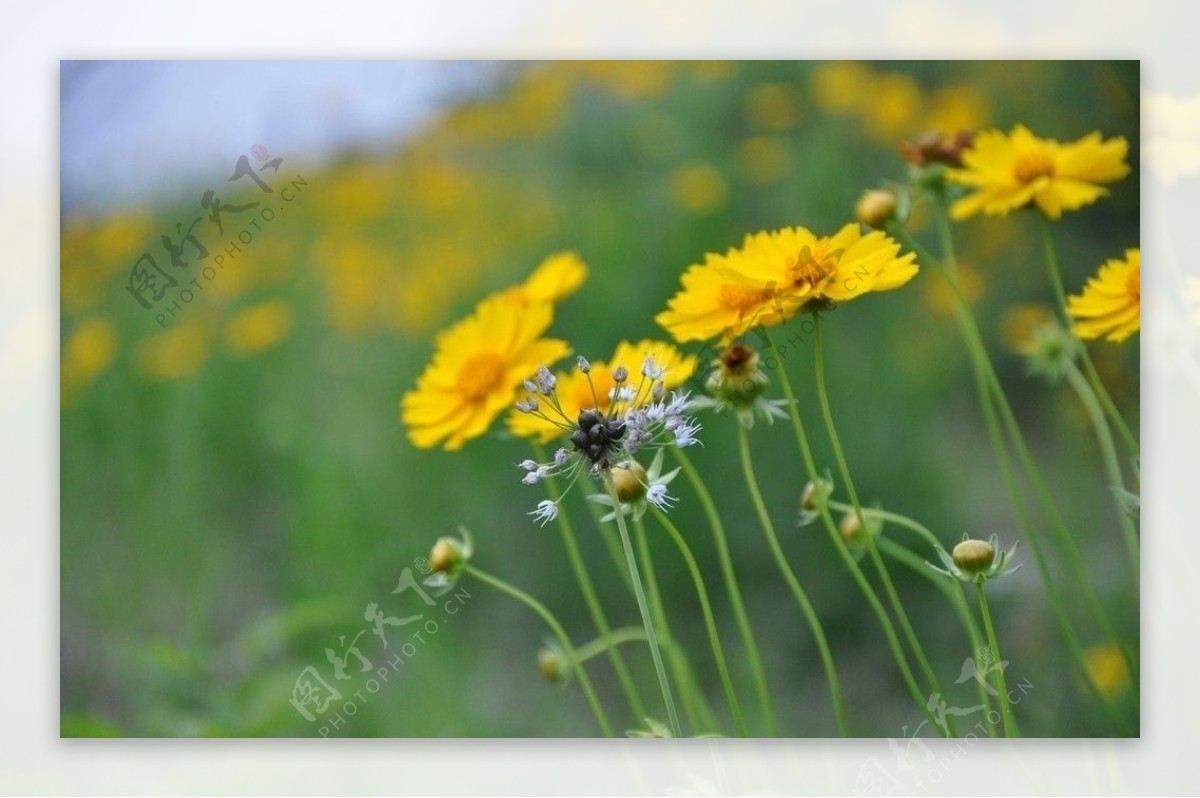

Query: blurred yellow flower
left=508, top=340, right=697, bottom=443
left=926, top=85, right=990, bottom=135
left=736, top=136, right=792, bottom=184
left=1083, top=642, right=1131, bottom=698
left=923, top=263, right=984, bottom=315
left=225, top=300, right=293, bottom=357
left=656, top=224, right=919, bottom=343
left=1000, top=304, right=1056, bottom=354
left=1067, top=249, right=1140, bottom=343
left=62, top=318, right=117, bottom=398
left=810, top=62, right=873, bottom=115
left=948, top=125, right=1130, bottom=220
left=498, top=251, right=589, bottom=306
left=670, top=163, right=728, bottom=215
left=401, top=297, right=570, bottom=451
left=745, top=83, right=802, bottom=131
left=135, top=320, right=214, bottom=382
left=863, top=73, right=922, bottom=140
left=586, top=61, right=673, bottom=101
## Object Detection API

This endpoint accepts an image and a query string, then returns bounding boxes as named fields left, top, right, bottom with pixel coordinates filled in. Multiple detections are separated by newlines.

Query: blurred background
left=60, top=60, right=1139, bottom=737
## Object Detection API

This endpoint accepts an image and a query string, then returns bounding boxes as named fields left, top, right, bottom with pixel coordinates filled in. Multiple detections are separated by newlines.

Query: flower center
left=717, top=282, right=773, bottom=312
left=1012, top=149, right=1056, bottom=183
left=456, top=353, right=507, bottom=402
left=1126, top=265, right=1140, bottom=302
left=785, top=239, right=840, bottom=289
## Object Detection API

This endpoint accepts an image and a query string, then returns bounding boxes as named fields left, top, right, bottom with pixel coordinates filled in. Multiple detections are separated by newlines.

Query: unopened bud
left=610, top=460, right=648, bottom=503
left=839, top=512, right=862, bottom=543
left=429, top=537, right=465, bottom=574
left=855, top=189, right=898, bottom=229
left=537, top=647, right=566, bottom=682
left=952, top=539, right=995, bottom=574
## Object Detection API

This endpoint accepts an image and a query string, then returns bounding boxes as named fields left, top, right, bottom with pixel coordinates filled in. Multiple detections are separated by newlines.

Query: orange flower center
left=456, top=353, right=507, bottom=402
left=785, top=238, right=840, bottom=289
left=717, top=282, right=773, bottom=312
left=1126, top=266, right=1140, bottom=303
left=1013, top=149, right=1056, bottom=183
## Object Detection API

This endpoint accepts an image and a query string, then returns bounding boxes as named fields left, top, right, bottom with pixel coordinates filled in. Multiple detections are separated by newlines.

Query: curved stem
left=737, top=424, right=851, bottom=736
left=535, top=444, right=647, bottom=721
left=877, top=536, right=996, bottom=736
left=1038, top=218, right=1139, bottom=458
left=672, top=448, right=777, bottom=735
left=465, top=565, right=613, bottom=737
left=975, top=581, right=1020, bottom=737
left=575, top=626, right=648, bottom=663
left=605, top=473, right=682, bottom=737
left=651, top=507, right=748, bottom=737
left=812, top=316, right=952, bottom=732
left=761, top=328, right=942, bottom=735
left=1063, top=362, right=1140, bottom=582
left=632, top=514, right=714, bottom=735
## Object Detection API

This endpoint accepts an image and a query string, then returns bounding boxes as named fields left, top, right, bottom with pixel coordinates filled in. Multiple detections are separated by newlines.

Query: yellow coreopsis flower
left=497, top=251, right=589, bottom=306
left=1067, top=249, right=1140, bottom=343
left=655, top=224, right=919, bottom=344
left=402, top=296, right=570, bottom=450
left=947, top=125, right=1130, bottom=221
left=508, top=340, right=697, bottom=444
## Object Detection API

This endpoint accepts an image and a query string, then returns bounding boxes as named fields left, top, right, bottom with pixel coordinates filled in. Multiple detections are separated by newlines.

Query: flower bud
left=429, top=537, right=465, bottom=574
left=610, top=460, right=648, bottom=503
left=952, top=539, right=995, bottom=574
left=855, top=189, right=898, bottom=229
left=537, top=646, right=566, bottom=682
left=839, top=512, right=862, bottom=543
left=706, top=343, right=768, bottom=405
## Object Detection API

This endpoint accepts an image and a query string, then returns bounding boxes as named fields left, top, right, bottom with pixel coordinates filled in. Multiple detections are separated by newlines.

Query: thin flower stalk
left=672, top=447, right=777, bottom=736
left=737, top=425, right=852, bottom=736
left=464, top=565, right=614, bottom=737
left=974, top=582, right=1020, bottom=738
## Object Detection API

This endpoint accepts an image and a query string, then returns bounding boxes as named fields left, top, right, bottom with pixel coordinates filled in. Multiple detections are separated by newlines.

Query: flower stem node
left=424, top=528, right=474, bottom=593
left=929, top=533, right=1022, bottom=583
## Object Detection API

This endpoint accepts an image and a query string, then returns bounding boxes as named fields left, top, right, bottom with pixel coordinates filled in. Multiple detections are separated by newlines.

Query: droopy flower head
left=401, top=296, right=570, bottom=450
left=655, top=224, right=919, bottom=344
left=497, top=250, right=589, bottom=306
left=508, top=340, right=697, bottom=443
left=947, top=125, right=1130, bottom=221
left=1067, top=248, right=1140, bottom=343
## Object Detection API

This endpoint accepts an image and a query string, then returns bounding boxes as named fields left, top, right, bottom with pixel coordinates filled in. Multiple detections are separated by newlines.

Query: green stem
left=606, top=473, right=682, bottom=737
left=975, top=581, right=1020, bottom=737
left=876, top=536, right=996, bottom=736
left=575, top=627, right=648, bottom=663
left=811, top=316, right=952, bottom=732
left=672, top=448, right=777, bottom=735
left=535, top=444, right=648, bottom=721
left=761, top=328, right=942, bottom=735
left=651, top=508, right=748, bottom=737
left=737, top=424, right=851, bottom=736
left=633, top=515, right=717, bottom=734
left=1063, top=362, right=1141, bottom=582
left=1039, top=218, right=1139, bottom=458
left=465, top=565, right=613, bottom=737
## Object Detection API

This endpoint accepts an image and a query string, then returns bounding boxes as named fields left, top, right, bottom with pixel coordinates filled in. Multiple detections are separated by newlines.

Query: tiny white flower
left=646, top=484, right=677, bottom=511
left=530, top=500, right=559, bottom=526
left=554, top=448, right=570, bottom=467
left=519, top=459, right=539, bottom=471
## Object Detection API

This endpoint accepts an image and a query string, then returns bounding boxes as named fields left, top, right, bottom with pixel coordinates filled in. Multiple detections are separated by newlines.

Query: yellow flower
left=656, top=224, right=919, bottom=344
left=498, top=251, right=589, bottom=306
left=736, top=136, right=792, bottom=184
left=135, top=320, right=214, bottom=382
left=401, top=296, right=570, bottom=451
left=224, top=300, right=293, bottom=357
left=1083, top=643, right=1131, bottom=699
left=62, top=318, right=118, bottom=399
left=507, top=340, right=697, bottom=444
left=947, top=125, right=1130, bottom=220
left=1067, top=249, right=1140, bottom=343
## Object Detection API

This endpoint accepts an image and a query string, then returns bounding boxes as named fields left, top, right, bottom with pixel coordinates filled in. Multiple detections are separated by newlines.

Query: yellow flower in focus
left=135, top=320, right=214, bottom=382
left=656, top=224, right=919, bottom=344
left=225, top=300, right=293, bottom=357
left=1067, top=249, right=1140, bottom=343
left=670, top=163, right=728, bottom=215
left=507, top=340, right=697, bottom=443
left=499, top=251, right=589, bottom=306
left=62, top=318, right=117, bottom=393
left=1083, top=643, right=1131, bottom=698
left=947, top=125, right=1130, bottom=220
left=1000, top=304, right=1056, bottom=354
left=401, top=297, right=570, bottom=451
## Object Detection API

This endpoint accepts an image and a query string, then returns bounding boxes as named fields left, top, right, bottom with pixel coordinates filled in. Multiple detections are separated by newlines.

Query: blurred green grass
left=60, top=60, right=1139, bottom=737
